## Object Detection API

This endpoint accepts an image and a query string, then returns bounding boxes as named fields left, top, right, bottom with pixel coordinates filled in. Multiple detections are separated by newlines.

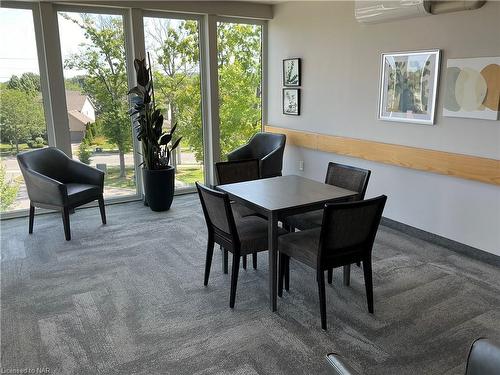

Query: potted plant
left=129, top=57, right=182, bottom=212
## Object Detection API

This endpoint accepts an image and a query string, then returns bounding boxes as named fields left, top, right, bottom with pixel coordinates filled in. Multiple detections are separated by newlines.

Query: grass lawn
left=176, top=165, right=203, bottom=185
left=0, top=143, right=30, bottom=156
left=105, top=166, right=136, bottom=189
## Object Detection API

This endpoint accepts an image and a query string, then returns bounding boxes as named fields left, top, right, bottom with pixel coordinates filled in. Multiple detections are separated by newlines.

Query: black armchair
left=227, top=132, right=286, bottom=178
left=17, top=147, right=106, bottom=241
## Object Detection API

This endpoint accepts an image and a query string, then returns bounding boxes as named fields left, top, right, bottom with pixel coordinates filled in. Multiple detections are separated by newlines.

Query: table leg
left=268, top=212, right=278, bottom=312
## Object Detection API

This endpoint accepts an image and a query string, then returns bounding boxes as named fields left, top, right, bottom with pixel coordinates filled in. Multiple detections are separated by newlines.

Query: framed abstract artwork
left=283, top=58, right=301, bottom=86
left=283, top=88, right=300, bottom=115
left=378, top=50, right=441, bottom=125
left=443, top=56, right=500, bottom=121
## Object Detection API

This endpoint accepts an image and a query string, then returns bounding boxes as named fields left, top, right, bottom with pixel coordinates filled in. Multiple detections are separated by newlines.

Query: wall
left=267, top=1, right=500, bottom=255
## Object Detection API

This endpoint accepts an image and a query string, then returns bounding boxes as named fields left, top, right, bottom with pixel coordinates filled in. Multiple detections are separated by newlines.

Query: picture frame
left=283, top=88, right=300, bottom=115
left=443, top=56, right=500, bottom=121
left=283, top=58, right=301, bottom=86
left=378, top=49, right=441, bottom=125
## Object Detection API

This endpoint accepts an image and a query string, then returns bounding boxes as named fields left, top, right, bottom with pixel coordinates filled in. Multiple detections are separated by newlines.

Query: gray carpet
left=1, top=194, right=499, bottom=375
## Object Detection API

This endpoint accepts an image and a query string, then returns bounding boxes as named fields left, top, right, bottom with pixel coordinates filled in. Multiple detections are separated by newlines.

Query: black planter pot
left=142, top=167, right=175, bottom=212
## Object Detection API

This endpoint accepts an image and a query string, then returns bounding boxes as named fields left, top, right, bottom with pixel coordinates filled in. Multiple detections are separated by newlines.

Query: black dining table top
left=217, top=175, right=358, bottom=212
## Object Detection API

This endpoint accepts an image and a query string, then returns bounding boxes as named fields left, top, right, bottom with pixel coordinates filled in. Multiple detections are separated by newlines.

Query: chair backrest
left=17, top=147, right=70, bottom=183
left=248, top=132, right=286, bottom=159
left=325, top=162, right=371, bottom=200
left=215, top=159, right=260, bottom=185
left=318, top=195, right=387, bottom=263
left=196, top=182, right=238, bottom=243
left=465, top=338, right=500, bottom=375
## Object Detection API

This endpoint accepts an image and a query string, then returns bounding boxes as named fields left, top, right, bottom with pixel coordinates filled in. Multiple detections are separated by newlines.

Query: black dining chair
left=196, top=182, right=285, bottom=308
left=278, top=195, right=387, bottom=330
left=227, top=132, right=286, bottom=178
left=283, top=162, right=371, bottom=280
left=216, top=159, right=262, bottom=271
left=17, top=147, right=106, bottom=241
left=284, top=162, right=371, bottom=232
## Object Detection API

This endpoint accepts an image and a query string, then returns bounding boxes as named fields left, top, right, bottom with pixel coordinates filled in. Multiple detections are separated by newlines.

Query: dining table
left=217, top=174, right=358, bottom=312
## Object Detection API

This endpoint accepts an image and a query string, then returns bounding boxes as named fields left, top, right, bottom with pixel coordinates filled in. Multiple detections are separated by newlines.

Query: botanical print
left=283, top=58, right=300, bottom=86
left=443, top=57, right=500, bottom=121
left=379, top=50, right=440, bottom=125
left=283, top=88, right=299, bottom=115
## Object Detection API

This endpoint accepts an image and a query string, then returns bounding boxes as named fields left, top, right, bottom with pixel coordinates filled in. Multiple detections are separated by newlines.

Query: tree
left=63, top=13, right=131, bottom=177
left=217, top=23, right=262, bottom=160
left=7, top=72, right=41, bottom=93
left=0, top=88, right=46, bottom=153
left=145, top=21, right=262, bottom=163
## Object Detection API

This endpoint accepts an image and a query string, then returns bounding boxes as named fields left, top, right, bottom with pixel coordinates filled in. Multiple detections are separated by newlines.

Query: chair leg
left=98, top=195, right=106, bottom=224
left=62, top=207, right=71, bottom=241
left=204, top=237, right=215, bottom=286
left=363, top=258, right=374, bottom=314
left=242, top=255, right=247, bottom=270
left=252, top=253, right=257, bottom=269
left=278, top=253, right=285, bottom=297
left=343, top=264, right=351, bottom=286
left=29, top=204, right=35, bottom=234
left=327, top=268, right=333, bottom=284
left=284, top=255, right=290, bottom=291
left=317, top=271, right=327, bottom=330
left=229, top=254, right=240, bottom=308
left=222, top=248, right=228, bottom=274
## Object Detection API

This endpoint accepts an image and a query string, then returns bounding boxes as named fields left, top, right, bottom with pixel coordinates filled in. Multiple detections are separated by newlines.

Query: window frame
left=54, top=4, right=143, bottom=203
left=0, top=2, right=56, bottom=219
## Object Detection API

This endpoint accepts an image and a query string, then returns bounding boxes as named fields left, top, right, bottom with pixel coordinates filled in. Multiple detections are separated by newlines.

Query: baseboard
left=381, top=217, right=500, bottom=267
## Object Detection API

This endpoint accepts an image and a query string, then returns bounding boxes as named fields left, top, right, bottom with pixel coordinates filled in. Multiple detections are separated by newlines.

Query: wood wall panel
left=265, top=126, right=500, bottom=186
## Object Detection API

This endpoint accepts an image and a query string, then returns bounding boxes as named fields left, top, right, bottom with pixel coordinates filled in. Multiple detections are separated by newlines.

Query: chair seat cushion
left=284, top=210, right=323, bottom=230
left=236, top=215, right=286, bottom=254
left=232, top=202, right=259, bottom=218
left=66, top=183, right=100, bottom=206
left=278, top=228, right=321, bottom=269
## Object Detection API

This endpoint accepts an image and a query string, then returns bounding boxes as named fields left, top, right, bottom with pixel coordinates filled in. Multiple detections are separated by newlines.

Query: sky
left=0, top=8, right=39, bottom=82
left=0, top=8, right=107, bottom=82
left=0, top=9, right=189, bottom=83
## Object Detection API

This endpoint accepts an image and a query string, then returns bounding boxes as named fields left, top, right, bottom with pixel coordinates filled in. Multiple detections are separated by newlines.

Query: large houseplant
left=129, top=57, right=181, bottom=211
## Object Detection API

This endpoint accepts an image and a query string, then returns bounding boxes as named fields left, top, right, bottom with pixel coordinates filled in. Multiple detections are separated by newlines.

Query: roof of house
left=68, top=109, right=94, bottom=125
left=65, top=90, right=92, bottom=111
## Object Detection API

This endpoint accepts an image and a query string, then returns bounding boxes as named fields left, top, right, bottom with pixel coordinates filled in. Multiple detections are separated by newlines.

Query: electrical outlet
left=299, top=160, right=304, bottom=171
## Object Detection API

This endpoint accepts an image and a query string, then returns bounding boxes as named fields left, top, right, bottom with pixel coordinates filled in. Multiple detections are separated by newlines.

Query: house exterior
left=65, top=90, right=95, bottom=143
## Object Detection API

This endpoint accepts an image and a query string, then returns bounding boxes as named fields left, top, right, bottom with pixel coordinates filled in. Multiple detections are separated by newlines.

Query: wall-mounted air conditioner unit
left=355, top=0, right=431, bottom=24
left=355, top=1, right=486, bottom=24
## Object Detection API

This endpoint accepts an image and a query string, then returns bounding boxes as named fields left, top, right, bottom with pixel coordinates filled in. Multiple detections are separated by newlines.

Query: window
left=57, top=10, right=137, bottom=200
left=143, top=15, right=204, bottom=190
left=0, top=7, right=50, bottom=213
left=217, top=21, right=263, bottom=160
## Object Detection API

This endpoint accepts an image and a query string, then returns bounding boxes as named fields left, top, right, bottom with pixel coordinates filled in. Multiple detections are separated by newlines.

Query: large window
left=57, top=10, right=137, bottom=199
left=143, top=15, right=204, bottom=189
left=0, top=7, right=49, bottom=213
left=217, top=21, right=263, bottom=160
left=0, top=7, right=267, bottom=217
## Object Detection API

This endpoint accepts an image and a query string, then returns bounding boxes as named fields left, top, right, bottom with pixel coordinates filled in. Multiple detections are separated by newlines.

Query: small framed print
left=283, top=88, right=300, bottom=116
left=283, top=58, right=301, bottom=86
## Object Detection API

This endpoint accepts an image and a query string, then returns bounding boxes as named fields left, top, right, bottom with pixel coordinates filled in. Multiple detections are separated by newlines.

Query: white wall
left=81, top=99, right=95, bottom=122
left=268, top=1, right=500, bottom=255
